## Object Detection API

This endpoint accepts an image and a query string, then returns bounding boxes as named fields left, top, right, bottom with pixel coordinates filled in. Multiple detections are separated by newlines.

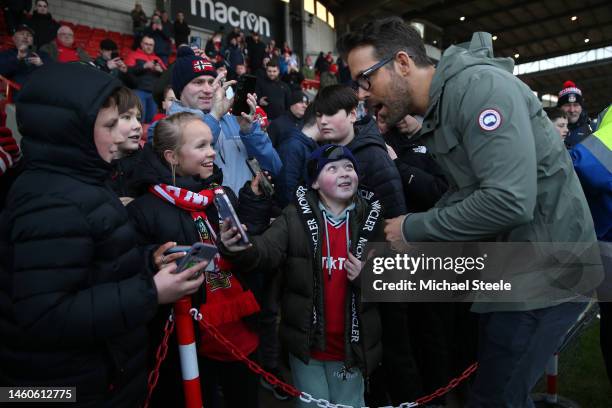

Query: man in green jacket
left=340, top=17, right=601, bottom=407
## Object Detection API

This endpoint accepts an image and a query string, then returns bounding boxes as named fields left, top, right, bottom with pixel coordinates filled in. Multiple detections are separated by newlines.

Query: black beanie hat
left=306, top=144, right=358, bottom=186
left=172, top=47, right=217, bottom=99
left=290, top=90, right=308, bottom=106
left=557, top=80, right=583, bottom=107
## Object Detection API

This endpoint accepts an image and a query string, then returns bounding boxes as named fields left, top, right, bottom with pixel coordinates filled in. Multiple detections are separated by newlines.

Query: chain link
left=194, top=311, right=478, bottom=408
left=196, top=315, right=303, bottom=398
left=142, top=313, right=175, bottom=408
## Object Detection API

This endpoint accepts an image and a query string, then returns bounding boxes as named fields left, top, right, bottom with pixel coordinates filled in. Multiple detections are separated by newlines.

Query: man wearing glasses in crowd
left=339, top=17, right=600, bottom=407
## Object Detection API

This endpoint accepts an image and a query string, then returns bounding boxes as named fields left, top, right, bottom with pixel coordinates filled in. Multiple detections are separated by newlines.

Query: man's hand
left=107, top=57, right=120, bottom=70
left=210, top=73, right=236, bottom=120
left=143, top=61, right=155, bottom=70
left=384, top=215, right=407, bottom=243
left=237, top=93, right=258, bottom=133
left=26, top=53, right=42, bottom=66
left=259, top=96, right=269, bottom=107
left=154, top=62, right=165, bottom=72
left=117, top=59, right=128, bottom=73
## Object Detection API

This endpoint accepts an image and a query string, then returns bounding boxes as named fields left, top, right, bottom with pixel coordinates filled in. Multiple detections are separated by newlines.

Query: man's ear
left=163, top=149, right=179, bottom=166
left=311, top=180, right=320, bottom=190
left=395, top=51, right=412, bottom=77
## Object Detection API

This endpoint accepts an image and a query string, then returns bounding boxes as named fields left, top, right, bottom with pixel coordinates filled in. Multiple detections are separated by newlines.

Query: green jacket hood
left=430, top=32, right=514, bottom=107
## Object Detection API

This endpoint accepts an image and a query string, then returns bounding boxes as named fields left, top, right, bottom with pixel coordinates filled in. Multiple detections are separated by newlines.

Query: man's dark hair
left=36, top=0, right=49, bottom=5
left=99, top=38, right=117, bottom=51
left=266, top=59, right=279, bottom=68
left=337, top=17, right=431, bottom=68
left=314, top=84, right=359, bottom=116
left=302, top=103, right=317, bottom=128
left=546, top=107, right=568, bottom=121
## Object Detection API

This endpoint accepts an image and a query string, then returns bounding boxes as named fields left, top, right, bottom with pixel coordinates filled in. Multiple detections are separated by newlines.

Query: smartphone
left=164, top=245, right=192, bottom=256
left=111, top=50, right=119, bottom=59
left=174, top=243, right=218, bottom=279
left=189, top=36, right=202, bottom=50
left=246, top=158, right=274, bottom=198
left=231, top=74, right=257, bottom=116
left=214, top=191, right=249, bottom=246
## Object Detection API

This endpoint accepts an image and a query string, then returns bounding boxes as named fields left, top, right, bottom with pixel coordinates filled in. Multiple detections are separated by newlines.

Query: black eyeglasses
left=351, top=55, right=395, bottom=92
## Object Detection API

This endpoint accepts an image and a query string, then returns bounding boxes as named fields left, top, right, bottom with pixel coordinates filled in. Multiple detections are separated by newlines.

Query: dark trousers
left=467, top=301, right=587, bottom=408
left=199, top=353, right=259, bottom=408
left=598, top=245, right=612, bottom=383
left=365, top=303, right=422, bottom=406
left=408, top=302, right=478, bottom=405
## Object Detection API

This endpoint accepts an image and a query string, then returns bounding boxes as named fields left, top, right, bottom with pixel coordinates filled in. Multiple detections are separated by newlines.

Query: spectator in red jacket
left=40, top=25, right=92, bottom=63
left=125, top=35, right=167, bottom=123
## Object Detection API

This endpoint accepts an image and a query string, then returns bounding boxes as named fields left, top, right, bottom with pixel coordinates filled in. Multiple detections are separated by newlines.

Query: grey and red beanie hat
left=557, top=80, right=583, bottom=107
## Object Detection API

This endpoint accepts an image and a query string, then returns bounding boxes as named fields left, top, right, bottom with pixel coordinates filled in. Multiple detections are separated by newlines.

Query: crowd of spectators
left=1, top=8, right=609, bottom=408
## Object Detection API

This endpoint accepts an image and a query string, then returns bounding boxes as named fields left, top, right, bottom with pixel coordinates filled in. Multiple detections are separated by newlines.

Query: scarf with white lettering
left=294, top=186, right=382, bottom=346
left=149, top=183, right=260, bottom=326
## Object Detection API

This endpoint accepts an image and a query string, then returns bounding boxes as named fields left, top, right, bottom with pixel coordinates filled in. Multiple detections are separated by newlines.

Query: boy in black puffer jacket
left=0, top=63, right=206, bottom=407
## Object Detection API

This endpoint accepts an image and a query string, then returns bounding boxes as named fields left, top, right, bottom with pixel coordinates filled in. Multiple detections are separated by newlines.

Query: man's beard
left=377, top=71, right=413, bottom=126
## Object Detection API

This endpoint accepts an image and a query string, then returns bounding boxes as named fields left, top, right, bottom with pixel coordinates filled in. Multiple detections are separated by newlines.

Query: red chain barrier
left=415, top=362, right=478, bottom=406
left=142, top=315, right=175, bottom=408
left=197, top=316, right=477, bottom=406
left=142, top=310, right=478, bottom=407
left=197, top=317, right=302, bottom=398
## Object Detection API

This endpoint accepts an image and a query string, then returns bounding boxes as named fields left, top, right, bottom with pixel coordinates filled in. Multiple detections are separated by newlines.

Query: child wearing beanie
left=220, top=144, right=384, bottom=407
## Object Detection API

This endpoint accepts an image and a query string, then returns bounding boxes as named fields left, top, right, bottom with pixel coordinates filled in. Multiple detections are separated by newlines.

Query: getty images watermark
left=360, top=242, right=605, bottom=303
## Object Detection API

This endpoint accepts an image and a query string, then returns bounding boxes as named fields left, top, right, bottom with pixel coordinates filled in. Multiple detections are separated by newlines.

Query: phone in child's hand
left=214, top=191, right=250, bottom=246
left=172, top=243, right=218, bottom=279
left=231, top=74, right=257, bottom=116
left=246, top=158, right=274, bottom=198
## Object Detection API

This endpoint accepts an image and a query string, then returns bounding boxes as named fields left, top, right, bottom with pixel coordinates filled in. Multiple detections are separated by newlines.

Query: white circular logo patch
left=478, top=109, right=502, bottom=131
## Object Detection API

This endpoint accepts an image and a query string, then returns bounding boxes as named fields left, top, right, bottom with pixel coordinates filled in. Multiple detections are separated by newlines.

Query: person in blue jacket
left=570, top=104, right=612, bottom=382
left=275, top=103, right=320, bottom=208
left=147, top=47, right=282, bottom=194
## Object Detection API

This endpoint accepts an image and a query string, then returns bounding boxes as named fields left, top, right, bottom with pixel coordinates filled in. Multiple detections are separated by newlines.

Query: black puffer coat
left=350, top=116, right=407, bottom=217
left=0, top=63, right=158, bottom=407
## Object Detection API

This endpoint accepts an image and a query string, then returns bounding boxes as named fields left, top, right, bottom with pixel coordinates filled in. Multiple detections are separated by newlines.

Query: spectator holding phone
left=125, top=35, right=167, bottom=123
left=0, top=63, right=207, bottom=406
left=127, top=111, right=272, bottom=407
left=94, top=38, right=133, bottom=87
left=150, top=47, right=281, bottom=194
left=0, top=24, right=50, bottom=88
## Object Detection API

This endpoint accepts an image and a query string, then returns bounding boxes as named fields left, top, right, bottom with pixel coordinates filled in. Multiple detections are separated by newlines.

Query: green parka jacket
left=403, top=32, right=600, bottom=312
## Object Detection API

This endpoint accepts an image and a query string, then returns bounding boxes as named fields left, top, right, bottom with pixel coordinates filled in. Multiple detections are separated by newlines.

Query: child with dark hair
left=546, top=107, right=569, bottom=140
left=314, top=84, right=406, bottom=218
left=221, top=144, right=383, bottom=408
